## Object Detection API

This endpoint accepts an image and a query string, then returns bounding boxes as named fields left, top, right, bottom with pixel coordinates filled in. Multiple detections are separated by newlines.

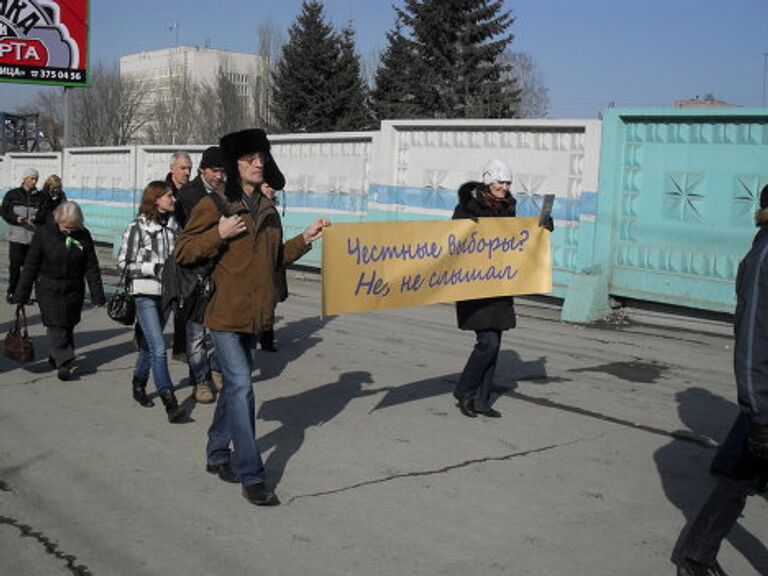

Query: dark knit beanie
left=199, top=146, right=224, bottom=169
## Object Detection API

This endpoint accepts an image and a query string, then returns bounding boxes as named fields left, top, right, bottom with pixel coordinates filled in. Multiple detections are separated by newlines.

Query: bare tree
left=144, top=73, right=196, bottom=145
left=189, top=81, right=219, bottom=144
left=254, top=18, right=284, bottom=130
left=217, top=67, right=249, bottom=136
left=503, top=51, right=550, bottom=118
left=15, top=89, right=65, bottom=150
left=68, top=62, right=149, bottom=146
left=113, top=76, right=149, bottom=145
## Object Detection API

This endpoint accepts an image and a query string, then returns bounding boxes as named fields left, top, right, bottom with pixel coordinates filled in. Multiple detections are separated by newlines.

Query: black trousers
left=677, top=476, right=756, bottom=565
left=172, top=305, right=187, bottom=357
left=47, top=326, right=75, bottom=368
left=8, top=241, right=29, bottom=296
left=454, top=330, right=502, bottom=411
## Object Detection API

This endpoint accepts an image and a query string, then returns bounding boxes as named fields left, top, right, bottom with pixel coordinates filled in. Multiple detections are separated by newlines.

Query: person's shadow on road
left=254, top=315, right=333, bottom=383
left=655, top=386, right=768, bottom=573
left=258, top=370, right=377, bottom=485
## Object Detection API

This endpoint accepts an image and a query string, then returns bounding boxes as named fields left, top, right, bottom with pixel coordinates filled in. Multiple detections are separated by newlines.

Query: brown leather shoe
left=194, top=381, right=215, bottom=404
left=210, top=370, right=224, bottom=392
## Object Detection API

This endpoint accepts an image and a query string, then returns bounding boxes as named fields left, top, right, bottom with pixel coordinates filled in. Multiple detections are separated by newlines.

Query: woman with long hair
left=40, top=174, right=67, bottom=223
left=117, top=180, right=185, bottom=423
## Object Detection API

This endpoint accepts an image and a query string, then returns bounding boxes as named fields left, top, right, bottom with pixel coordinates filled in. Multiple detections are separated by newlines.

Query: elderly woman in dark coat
left=451, top=159, right=552, bottom=419
left=13, top=201, right=105, bottom=380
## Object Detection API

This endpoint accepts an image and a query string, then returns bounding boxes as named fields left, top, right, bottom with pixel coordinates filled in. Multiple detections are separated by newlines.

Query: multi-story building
left=120, top=46, right=268, bottom=141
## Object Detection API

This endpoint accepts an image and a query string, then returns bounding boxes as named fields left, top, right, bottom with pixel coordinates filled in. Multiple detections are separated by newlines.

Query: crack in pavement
left=506, top=391, right=717, bottom=449
left=0, top=514, right=93, bottom=575
left=287, top=437, right=587, bottom=505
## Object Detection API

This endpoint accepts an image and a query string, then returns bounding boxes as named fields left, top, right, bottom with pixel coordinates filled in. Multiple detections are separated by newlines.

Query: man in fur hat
left=175, top=129, right=329, bottom=506
left=673, top=184, right=768, bottom=575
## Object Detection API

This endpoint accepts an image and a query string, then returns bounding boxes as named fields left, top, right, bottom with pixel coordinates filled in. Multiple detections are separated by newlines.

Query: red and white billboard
left=0, top=0, right=89, bottom=86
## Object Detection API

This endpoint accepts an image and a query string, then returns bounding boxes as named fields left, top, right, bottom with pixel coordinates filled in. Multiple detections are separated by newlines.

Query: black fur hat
left=761, top=183, right=768, bottom=210
left=220, top=129, right=271, bottom=164
left=219, top=129, right=285, bottom=199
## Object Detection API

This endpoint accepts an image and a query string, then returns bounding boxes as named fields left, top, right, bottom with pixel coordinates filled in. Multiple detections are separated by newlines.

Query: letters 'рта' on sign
left=321, top=217, right=552, bottom=316
left=0, top=0, right=89, bottom=86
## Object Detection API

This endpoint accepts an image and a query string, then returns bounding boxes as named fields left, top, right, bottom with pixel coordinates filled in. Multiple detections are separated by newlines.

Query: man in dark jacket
left=175, top=146, right=227, bottom=404
left=165, top=151, right=193, bottom=362
left=674, top=184, right=768, bottom=576
left=165, top=151, right=192, bottom=197
left=2, top=168, right=46, bottom=303
left=176, top=147, right=226, bottom=230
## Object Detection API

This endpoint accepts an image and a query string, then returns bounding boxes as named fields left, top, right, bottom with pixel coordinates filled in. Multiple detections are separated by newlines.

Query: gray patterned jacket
left=117, top=214, right=178, bottom=296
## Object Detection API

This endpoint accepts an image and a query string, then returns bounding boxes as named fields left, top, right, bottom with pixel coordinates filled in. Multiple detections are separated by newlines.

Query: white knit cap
left=481, top=159, right=512, bottom=185
left=21, top=167, right=39, bottom=180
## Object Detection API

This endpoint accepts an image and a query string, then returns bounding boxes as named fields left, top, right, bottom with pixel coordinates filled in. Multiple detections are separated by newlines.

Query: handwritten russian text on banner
left=322, top=217, right=551, bottom=316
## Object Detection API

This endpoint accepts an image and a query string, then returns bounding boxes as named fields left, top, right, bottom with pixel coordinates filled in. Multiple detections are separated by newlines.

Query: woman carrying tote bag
left=12, top=201, right=105, bottom=380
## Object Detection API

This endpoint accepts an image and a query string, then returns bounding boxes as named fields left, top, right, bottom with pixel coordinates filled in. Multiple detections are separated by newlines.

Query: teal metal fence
left=562, top=108, right=768, bottom=322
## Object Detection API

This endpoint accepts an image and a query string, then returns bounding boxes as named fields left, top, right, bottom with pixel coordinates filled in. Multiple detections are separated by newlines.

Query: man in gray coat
left=1, top=168, right=45, bottom=303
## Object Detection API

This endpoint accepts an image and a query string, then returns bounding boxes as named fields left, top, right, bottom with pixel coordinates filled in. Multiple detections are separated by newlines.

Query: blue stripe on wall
left=579, top=192, right=597, bottom=218
left=66, top=187, right=138, bottom=204
left=369, top=183, right=587, bottom=222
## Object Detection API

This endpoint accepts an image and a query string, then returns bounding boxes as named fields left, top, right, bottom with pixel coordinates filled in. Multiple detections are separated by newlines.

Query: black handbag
left=4, top=305, right=35, bottom=363
left=106, top=284, right=135, bottom=325
left=107, top=223, right=138, bottom=325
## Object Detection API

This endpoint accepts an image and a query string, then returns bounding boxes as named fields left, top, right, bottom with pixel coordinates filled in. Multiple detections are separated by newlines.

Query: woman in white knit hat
left=450, top=159, right=552, bottom=419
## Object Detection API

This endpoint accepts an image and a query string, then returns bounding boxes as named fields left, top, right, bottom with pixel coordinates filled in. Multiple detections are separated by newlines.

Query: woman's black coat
left=14, top=221, right=106, bottom=327
left=452, top=181, right=518, bottom=332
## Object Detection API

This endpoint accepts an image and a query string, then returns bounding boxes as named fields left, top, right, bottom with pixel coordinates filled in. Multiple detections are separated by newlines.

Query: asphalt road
left=1, top=268, right=766, bottom=575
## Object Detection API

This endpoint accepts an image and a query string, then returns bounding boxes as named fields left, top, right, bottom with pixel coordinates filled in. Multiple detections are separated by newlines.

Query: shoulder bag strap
left=120, top=222, right=140, bottom=289
left=203, top=194, right=231, bottom=275
left=208, top=192, right=230, bottom=217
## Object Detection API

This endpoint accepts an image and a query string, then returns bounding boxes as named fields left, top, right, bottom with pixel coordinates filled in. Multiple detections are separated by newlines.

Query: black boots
left=259, top=329, right=277, bottom=352
left=132, top=378, right=155, bottom=407
left=159, top=388, right=186, bottom=423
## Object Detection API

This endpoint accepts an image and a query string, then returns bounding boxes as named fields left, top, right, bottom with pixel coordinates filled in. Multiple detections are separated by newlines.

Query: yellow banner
left=322, top=217, right=551, bottom=316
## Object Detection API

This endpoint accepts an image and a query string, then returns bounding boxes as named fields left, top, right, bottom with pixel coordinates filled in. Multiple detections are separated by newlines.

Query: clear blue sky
left=1, top=0, right=766, bottom=118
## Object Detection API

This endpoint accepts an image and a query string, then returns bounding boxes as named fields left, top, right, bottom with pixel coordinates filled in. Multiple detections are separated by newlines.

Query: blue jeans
left=186, top=320, right=219, bottom=385
left=455, top=330, right=502, bottom=411
left=208, top=331, right=265, bottom=486
left=133, top=296, right=174, bottom=393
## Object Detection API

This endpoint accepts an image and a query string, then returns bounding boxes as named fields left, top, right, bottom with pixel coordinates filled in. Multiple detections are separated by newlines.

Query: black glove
left=748, top=422, right=768, bottom=461
left=539, top=215, right=554, bottom=232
